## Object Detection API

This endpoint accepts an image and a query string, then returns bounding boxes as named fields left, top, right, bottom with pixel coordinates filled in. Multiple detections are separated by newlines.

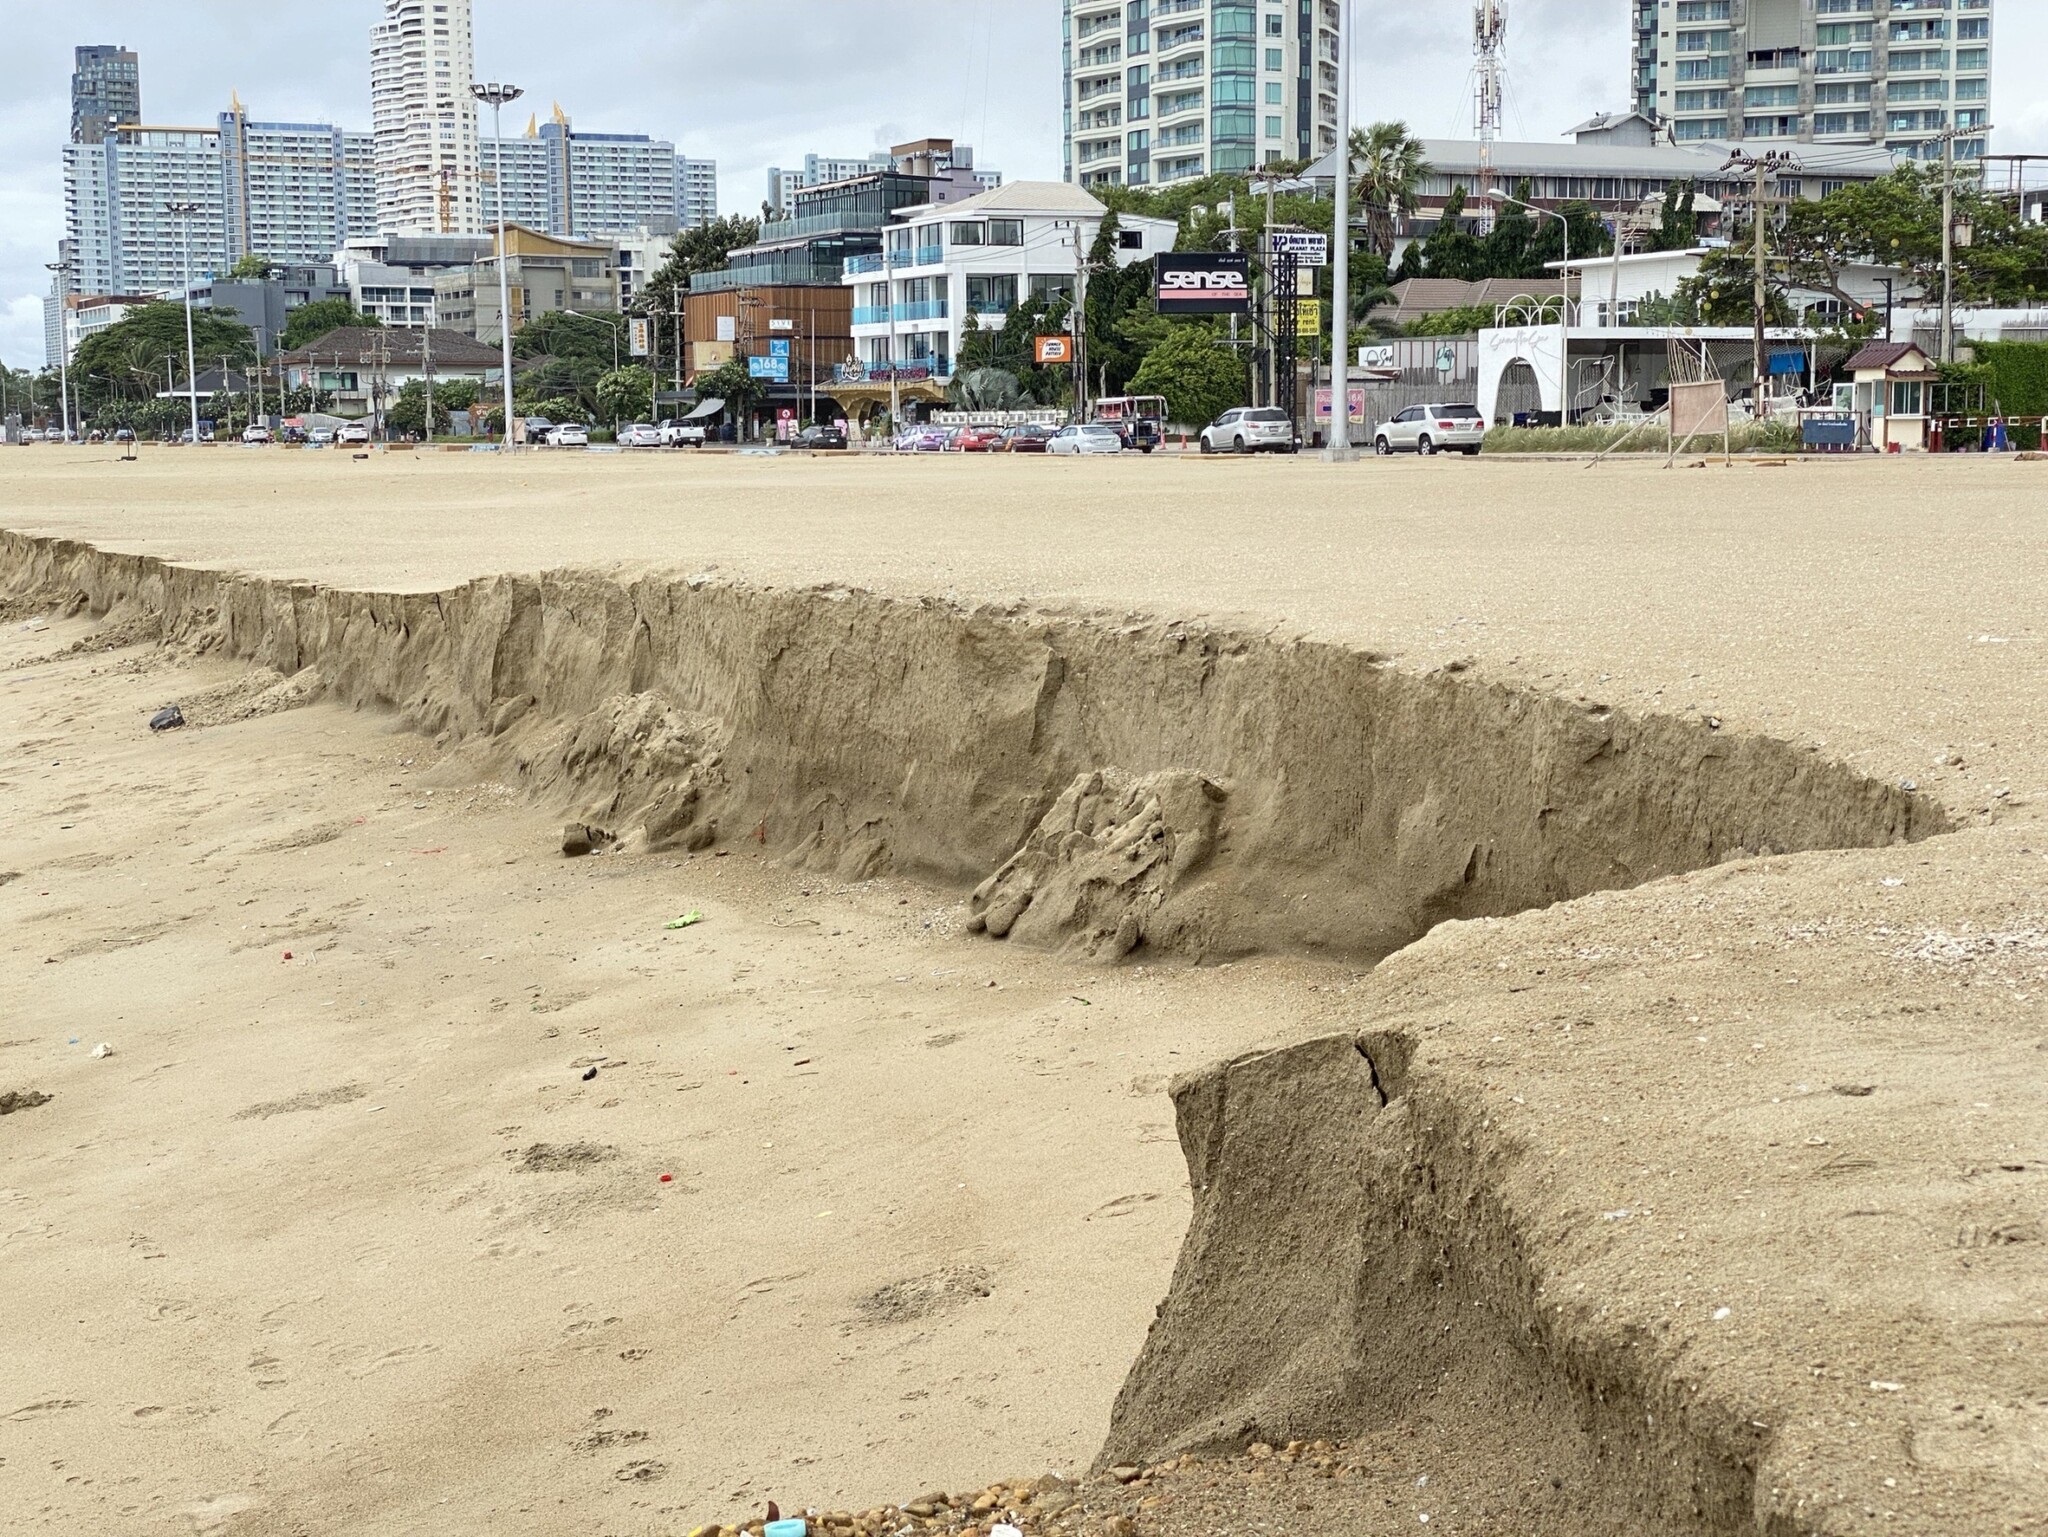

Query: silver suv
left=1374, top=403, right=1485, bottom=456
left=1200, top=406, right=1297, bottom=454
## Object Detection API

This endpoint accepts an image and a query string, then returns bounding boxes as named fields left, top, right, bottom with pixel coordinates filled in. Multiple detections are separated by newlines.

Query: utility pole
left=1935, top=123, right=1990, bottom=363
left=421, top=323, right=434, bottom=444
left=1072, top=221, right=1090, bottom=424
left=1326, top=0, right=1356, bottom=459
left=1720, top=149, right=1794, bottom=413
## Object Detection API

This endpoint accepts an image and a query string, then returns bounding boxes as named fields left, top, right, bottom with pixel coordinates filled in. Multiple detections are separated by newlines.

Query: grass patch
left=1483, top=419, right=1801, bottom=455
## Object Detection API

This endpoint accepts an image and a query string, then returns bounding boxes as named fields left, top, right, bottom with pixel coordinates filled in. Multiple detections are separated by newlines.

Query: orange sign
left=1034, top=334, right=1073, bottom=364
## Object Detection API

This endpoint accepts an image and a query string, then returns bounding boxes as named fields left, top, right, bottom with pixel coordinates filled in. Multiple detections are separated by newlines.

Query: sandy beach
left=3, top=445, right=2044, bottom=1536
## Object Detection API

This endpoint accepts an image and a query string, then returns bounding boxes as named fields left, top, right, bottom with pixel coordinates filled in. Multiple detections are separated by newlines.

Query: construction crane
left=1475, top=0, right=1507, bottom=226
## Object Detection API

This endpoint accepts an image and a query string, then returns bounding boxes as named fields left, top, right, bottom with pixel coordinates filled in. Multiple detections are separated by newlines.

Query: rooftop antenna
left=1475, top=0, right=1507, bottom=227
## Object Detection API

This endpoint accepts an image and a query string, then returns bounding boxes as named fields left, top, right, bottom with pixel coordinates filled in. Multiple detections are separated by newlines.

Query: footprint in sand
left=1085, top=1192, right=1162, bottom=1221
left=5, top=1398, right=83, bottom=1421
left=346, top=1343, right=438, bottom=1378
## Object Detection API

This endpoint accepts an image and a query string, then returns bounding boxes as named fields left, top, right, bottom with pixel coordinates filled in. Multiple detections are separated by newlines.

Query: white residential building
left=477, top=109, right=694, bottom=239
left=220, top=102, right=377, bottom=264
left=677, top=156, right=719, bottom=226
left=841, top=181, right=1175, bottom=381
left=1632, top=0, right=1992, bottom=161
left=1063, top=0, right=1342, bottom=189
left=371, top=0, right=480, bottom=233
left=62, top=127, right=228, bottom=297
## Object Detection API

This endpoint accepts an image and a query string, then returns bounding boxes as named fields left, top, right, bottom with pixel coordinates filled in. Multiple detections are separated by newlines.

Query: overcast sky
left=5, top=0, right=2045, bottom=368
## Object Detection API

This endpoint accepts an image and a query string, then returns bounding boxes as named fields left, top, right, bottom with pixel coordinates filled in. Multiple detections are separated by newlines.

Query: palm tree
left=1351, top=122, right=1431, bottom=259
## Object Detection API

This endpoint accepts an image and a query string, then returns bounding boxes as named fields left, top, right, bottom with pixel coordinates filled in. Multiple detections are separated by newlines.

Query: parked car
left=793, top=424, right=847, bottom=450
left=113, top=427, right=136, bottom=445
left=305, top=427, right=334, bottom=446
left=1199, top=406, right=1297, bottom=455
left=1046, top=423, right=1126, bottom=456
left=242, top=424, right=273, bottom=444
left=615, top=422, right=661, bottom=448
left=1002, top=424, right=1055, bottom=453
left=335, top=423, right=372, bottom=446
left=520, top=417, right=555, bottom=445
left=1373, top=403, right=1486, bottom=456
left=177, top=427, right=216, bottom=444
left=658, top=418, right=708, bottom=447
left=549, top=423, right=592, bottom=447
left=892, top=427, right=948, bottom=453
left=952, top=425, right=1006, bottom=453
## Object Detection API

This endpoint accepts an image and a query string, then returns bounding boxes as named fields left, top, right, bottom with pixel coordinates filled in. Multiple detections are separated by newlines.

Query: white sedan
left=549, top=423, right=591, bottom=447
left=616, top=423, right=662, bottom=448
left=1046, top=423, right=1125, bottom=456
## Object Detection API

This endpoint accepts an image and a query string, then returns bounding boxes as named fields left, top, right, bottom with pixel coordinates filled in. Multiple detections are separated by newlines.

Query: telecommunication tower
left=1475, top=1, right=1508, bottom=220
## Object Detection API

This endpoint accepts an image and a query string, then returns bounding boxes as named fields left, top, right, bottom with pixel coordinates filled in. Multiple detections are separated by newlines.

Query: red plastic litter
left=282, top=951, right=293, bottom=961
left=659, top=1174, right=673, bottom=1183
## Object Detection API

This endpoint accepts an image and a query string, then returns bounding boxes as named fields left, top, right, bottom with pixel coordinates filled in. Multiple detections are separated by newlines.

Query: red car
left=953, top=426, right=1005, bottom=453
left=1001, top=424, right=1055, bottom=453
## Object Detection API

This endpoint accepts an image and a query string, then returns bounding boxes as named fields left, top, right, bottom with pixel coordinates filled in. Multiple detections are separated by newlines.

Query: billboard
left=747, top=354, right=789, bottom=382
left=1034, top=334, right=1073, bottom=364
left=1268, top=230, right=1329, bottom=265
left=629, top=318, right=650, bottom=357
left=1154, top=253, right=1252, bottom=315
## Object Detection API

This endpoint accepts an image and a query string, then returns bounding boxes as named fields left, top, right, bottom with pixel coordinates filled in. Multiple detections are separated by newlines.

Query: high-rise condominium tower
left=1633, top=0, right=1991, bottom=161
left=71, top=44, right=141, bottom=146
left=371, top=0, right=481, bottom=233
left=1062, top=0, right=1343, bottom=189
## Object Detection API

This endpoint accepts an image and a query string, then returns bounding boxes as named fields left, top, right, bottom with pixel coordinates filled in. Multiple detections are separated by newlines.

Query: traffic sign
left=769, top=338, right=792, bottom=358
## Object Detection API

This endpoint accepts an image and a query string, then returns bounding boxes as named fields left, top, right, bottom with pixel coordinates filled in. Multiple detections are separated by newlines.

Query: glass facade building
left=1062, top=0, right=1342, bottom=189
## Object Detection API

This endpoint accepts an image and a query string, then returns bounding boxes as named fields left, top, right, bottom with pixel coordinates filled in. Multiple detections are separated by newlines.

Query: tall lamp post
left=165, top=201, right=203, bottom=442
left=44, top=259, right=74, bottom=441
left=1325, top=0, right=1356, bottom=460
left=472, top=81, right=524, bottom=448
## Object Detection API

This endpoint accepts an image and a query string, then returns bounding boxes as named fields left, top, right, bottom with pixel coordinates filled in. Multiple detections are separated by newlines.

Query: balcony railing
left=896, top=300, right=948, bottom=322
left=852, top=305, right=890, bottom=325
left=844, top=252, right=887, bottom=276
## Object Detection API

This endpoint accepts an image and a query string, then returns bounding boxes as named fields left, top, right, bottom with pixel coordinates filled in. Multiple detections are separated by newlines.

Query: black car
left=793, top=424, right=848, bottom=450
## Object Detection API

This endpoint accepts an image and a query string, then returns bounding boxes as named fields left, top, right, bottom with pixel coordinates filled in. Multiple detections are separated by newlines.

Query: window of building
left=1265, top=13, right=1284, bottom=35
left=965, top=273, right=1017, bottom=314
left=949, top=220, right=986, bottom=246
left=987, top=218, right=1024, bottom=246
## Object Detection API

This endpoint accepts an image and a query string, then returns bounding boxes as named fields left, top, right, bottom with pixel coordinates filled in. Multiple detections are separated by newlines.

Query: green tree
left=1351, top=121, right=1431, bottom=259
left=71, top=302, right=256, bottom=414
left=646, top=214, right=761, bottom=296
left=281, top=298, right=380, bottom=351
left=228, top=252, right=278, bottom=280
left=1649, top=181, right=1699, bottom=252
left=1127, top=323, right=1245, bottom=427
left=695, top=358, right=765, bottom=434
left=595, top=364, right=656, bottom=426
left=1675, top=248, right=1797, bottom=326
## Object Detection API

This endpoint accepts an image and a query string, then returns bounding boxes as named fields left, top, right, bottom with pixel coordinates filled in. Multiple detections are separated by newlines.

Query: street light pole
left=1484, top=191, right=1569, bottom=308
left=44, top=260, right=73, bottom=442
left=472, top=81, right=525, bottom=448
left=166, top=201, right=203, bottom=443
left=1326, top=0, right=1355, bottom=459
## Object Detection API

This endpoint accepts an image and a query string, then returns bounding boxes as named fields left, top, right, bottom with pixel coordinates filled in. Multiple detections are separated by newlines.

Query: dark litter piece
left=581, top=1066, right=599, bottom=1082
left=149, top=704, right=185, bottom=733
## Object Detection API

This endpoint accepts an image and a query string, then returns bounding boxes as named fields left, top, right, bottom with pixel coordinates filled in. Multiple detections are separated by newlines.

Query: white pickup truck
left=657, top=418, right=707, bottom=447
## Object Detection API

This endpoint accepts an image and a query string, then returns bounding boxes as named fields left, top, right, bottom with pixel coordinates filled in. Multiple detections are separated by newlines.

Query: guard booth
left=1845, top=340, right=1939, bottom=452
